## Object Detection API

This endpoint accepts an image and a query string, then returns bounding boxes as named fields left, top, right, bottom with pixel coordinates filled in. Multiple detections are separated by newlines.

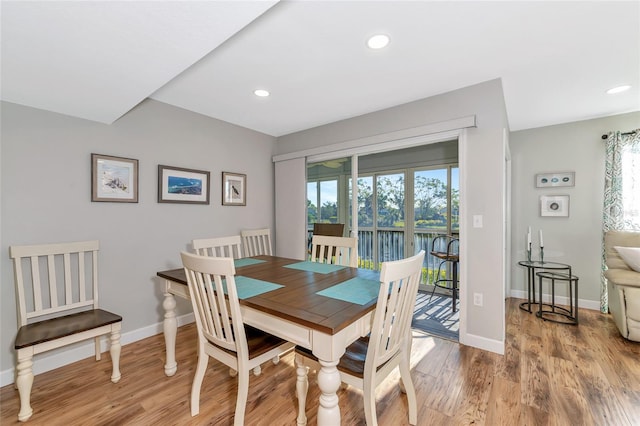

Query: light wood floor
left=2, top=298, right=639, bottom=425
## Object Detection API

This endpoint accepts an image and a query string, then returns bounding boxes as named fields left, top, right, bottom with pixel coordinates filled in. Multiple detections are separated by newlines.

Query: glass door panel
left=376, top=173, right=405, bottom=263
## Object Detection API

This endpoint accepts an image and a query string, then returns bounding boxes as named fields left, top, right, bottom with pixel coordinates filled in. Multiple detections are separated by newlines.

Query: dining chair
left=192, top=235, right=244, bottom=258
left=310, top=235, right=358, bottom=267
left=9, top=240, right=122, bottom=422
left=180, top=252, right=295, bottom=424
left=295, top=250, right=425, bottom=426
left=429, top=235, right=460, bottom=312
left=240, top=228, right=273, bottom=256
left=192, top=234, right=281, bottom=373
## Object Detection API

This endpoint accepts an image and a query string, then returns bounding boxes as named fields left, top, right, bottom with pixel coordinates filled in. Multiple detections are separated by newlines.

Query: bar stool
left=535, top=271, right=579, bottom=325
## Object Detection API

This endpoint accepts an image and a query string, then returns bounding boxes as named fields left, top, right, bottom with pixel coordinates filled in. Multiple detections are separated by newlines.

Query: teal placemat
left=316, top=277, right=381, bottom=305
left=284, top=261, right=346, bottom=274
left=222, top=276, right=283, bottom=299
left=234, top=258, right=267, bottom=268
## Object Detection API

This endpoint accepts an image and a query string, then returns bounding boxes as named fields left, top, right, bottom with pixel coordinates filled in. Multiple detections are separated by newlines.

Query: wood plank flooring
left=2, top=298, right=639, bottom=425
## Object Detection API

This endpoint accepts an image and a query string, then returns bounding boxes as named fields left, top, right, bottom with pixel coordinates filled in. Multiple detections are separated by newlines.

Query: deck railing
left=308, top=228, right=453, bottom=285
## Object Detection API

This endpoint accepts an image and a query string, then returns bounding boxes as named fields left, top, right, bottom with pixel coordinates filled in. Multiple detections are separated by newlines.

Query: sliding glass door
left=307, top=141, right=459, bottom=287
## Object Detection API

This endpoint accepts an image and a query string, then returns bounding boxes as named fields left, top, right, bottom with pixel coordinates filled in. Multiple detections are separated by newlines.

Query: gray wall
left=509, top=111, right=640, bottom=305
left=276, top=79, right=510, bottom=350
left=0, top=99, right=276, bottom=376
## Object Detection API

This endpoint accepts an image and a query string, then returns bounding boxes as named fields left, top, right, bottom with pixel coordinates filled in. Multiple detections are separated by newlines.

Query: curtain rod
left=601, top=130, right=637, bottom=139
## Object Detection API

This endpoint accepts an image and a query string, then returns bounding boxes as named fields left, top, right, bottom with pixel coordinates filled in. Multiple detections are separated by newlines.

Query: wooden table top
left=157, top=255, right=378, bottom=336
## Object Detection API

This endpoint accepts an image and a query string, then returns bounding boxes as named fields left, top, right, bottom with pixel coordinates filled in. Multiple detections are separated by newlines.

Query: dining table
left=156, top=255, right=382, bottom=426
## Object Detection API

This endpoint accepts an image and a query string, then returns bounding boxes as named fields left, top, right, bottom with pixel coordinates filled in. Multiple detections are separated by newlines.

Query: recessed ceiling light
left=254, top=89, right=270, bottom=97
left=606, top=85, right=631, bottom=94
left=367, top=34, right=390, bottom=49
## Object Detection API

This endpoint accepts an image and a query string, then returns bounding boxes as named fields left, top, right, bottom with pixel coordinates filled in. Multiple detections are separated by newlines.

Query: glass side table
left=517, top=260, right=571, bottom=313
left=536, top=271, right=579, bottom=325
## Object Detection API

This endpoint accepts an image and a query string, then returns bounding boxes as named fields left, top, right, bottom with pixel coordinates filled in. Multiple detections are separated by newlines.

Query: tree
left=307, top=199, right=317, bottom=223
left=414, top=176, right=448, bottom=228
left=377, top=175, right=404, bottom=227
left=357, top=178, right=373, bottom=227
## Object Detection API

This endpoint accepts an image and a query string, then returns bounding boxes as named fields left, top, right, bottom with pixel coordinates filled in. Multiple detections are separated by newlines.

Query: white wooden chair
left=310, top=235, right=358, bottom=267
left=9, top=240, right=122, bottom=422
left=240, top=228, right=273, bottom=256
left=192, top=234, right=282, bottom=373
left=192, top=235, right=243, bottom=258
left=180, top=252, right=295, bottom=425
left=295, top=250, right=425, bottom=426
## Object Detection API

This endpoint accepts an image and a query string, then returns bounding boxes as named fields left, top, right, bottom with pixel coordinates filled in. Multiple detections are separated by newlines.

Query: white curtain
left=601, top=129, right=640, bottom=312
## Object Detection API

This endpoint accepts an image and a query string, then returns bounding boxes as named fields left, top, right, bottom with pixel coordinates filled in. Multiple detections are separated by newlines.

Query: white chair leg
left=16, top=349, right=34, bottom=422
left=399, top=356, right=417, bottom=425
left=109, top=328, right=121, bottom=383
left=295, top=354, right=309, bottom=426
left=234, top=369, right=249, bottom=426
left=229, top=368, right=238, bottom=377
left=190, top=352, right=209, bottom=416
left=253, top=365, right=261, bottom=376
left=363, top=376, right=378, bottom=426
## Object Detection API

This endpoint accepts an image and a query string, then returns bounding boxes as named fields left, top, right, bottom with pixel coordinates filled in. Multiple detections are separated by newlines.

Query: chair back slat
left=181, top=252, right=246, bottom=355
left=192, top=235, right=244, bottom=259
left=47, top=255, right=58, bottom=309
left=10, top=240, right=100, bottom=327
left=310, top=235, right=358, bottom=267
left=367, top=251, right=425, bottom=372
left=241, top=228, right=273, bottom=257
left=29, top=256, right=43, bottom=313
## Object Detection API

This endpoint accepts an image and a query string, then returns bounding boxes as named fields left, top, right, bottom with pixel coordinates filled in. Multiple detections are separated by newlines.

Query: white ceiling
left=2, top=1, right=639, bottom=137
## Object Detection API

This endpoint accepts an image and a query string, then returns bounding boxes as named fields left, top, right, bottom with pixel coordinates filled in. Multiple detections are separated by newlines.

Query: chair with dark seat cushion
left=180, top=252, right=294, bottom=425
left=10, top=240, right=122, bottom=422
left=294, top=250, right=425, bottom=426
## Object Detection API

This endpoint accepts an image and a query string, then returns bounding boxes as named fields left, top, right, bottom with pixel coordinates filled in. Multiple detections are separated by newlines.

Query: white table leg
left=163, top=291, right=178, bottom=376
left=316, top=359, right=341, bottom=426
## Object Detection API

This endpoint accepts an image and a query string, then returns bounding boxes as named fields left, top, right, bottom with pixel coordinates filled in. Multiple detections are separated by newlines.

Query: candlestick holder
left=527, top=245, right=532, bottom=262
left=540, top=246, right=544, bottom=264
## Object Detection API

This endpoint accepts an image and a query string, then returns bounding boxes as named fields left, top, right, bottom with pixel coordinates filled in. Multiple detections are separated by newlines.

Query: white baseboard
left=460, top=332, right=504, bottom=355
left=509, top=290, right=600, bottom=311
left=0, top=313, right=194, bottom=387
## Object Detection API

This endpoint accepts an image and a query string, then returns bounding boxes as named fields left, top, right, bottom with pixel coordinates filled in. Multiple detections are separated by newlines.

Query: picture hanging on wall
left=535, top=171, right=575, bottom=188
left=540, top=195, right=569, bottom=217
left=222, top=172, right=246, bottom=206
left=91, top=153, right=139, bottom=203
left=158, top=165, right=210, bottom=204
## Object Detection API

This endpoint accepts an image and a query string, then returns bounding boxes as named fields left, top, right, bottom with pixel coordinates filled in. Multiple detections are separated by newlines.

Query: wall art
left=92, top=153, right=138, bottom=202
left=158, top=165, right=210, bottom=204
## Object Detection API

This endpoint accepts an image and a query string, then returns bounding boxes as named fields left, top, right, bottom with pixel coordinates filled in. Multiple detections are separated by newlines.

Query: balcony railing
left=308, top=228, right=453, bottom=285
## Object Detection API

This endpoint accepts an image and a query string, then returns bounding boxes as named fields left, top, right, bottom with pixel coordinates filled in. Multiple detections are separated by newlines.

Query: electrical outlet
left=473, top=292, right=483, bottom=307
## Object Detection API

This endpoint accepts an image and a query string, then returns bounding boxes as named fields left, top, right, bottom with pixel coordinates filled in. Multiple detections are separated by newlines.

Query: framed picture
left=158, top=165, right=210, bottom=204
left=540, top=195, right=569, bottom=217
left=91, top=153, right=139, bottom=202
left=535, top=172, right=575, bottom=188
left=222, top=172, right=246, bottom=206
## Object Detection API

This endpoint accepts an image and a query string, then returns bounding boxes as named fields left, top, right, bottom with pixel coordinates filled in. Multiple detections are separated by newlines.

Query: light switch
left=473, top=215, right=483, bottom=228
